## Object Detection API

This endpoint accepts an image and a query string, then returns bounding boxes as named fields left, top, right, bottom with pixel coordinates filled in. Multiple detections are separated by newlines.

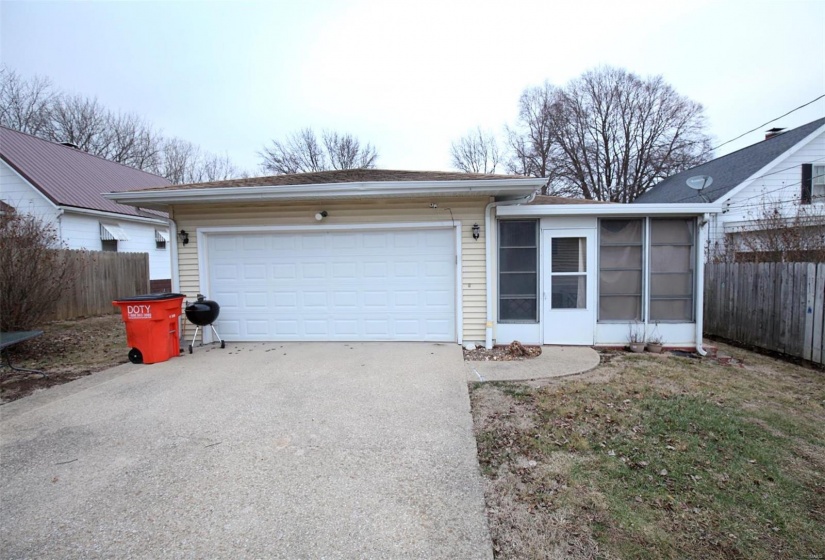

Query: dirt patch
left=1, top=314, right=129, bottom=403
left=465, top=341, right=542, bottom=361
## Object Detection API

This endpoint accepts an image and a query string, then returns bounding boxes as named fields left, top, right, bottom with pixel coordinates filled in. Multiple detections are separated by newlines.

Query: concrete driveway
left=0, top=342, right=492, bottom=559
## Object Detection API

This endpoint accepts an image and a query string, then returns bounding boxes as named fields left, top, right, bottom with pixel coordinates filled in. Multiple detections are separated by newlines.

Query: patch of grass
left=472, top=347, right=825, bottom=559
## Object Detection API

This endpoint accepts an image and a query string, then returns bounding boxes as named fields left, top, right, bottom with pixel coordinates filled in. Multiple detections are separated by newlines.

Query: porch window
left=551, top=237, right=586, bottom=309
left=599, top=219, right=643, bottom=321
left=499, top=220, right=538, bottom=322
left=650, top=218, right=695, bottom=321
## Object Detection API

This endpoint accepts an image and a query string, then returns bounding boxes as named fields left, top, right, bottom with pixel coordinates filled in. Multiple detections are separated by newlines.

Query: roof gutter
left=484, top=189, right=540, bottom=349
left=103, top=178, right=547, bottom=207
left=59, top=205, right=168, bottom=224
left=498, top=202, right=720, bottom=216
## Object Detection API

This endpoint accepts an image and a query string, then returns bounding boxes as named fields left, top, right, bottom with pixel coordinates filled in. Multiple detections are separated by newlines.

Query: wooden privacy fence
left=50, top=250, right=150, bottom=321
left=704, top=262, right=825, bottom=365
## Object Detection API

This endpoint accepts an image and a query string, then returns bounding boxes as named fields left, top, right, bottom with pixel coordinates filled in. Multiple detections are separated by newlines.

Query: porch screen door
left=542, top=229, right=596, bottom=345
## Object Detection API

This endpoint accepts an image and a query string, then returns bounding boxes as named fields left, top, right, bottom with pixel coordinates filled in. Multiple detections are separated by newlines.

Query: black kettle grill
left=184, top=294, right=225, bottom=353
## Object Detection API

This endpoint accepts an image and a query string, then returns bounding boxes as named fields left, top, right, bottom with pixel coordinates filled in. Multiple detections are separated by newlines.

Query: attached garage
left=105, top=169, right=549, bottom=347
left=203, top=226, right=458, bottom=342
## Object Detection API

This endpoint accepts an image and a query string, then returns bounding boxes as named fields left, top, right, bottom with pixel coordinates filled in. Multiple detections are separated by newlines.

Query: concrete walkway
left=466, top=346, right=601, bottom=382
left=1, top=342, right=492, bottom=559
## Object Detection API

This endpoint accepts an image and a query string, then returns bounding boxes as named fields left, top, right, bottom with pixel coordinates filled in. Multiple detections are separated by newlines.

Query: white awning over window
left=100, top=223, right=129, bottom=241
left=155, top=229, right=169, bottom=243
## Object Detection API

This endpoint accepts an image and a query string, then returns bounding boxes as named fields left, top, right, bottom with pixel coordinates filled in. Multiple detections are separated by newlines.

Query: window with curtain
left=599, top=219, right=643, bottom=321
left=650, top=219, right=695, bottom=321
left=499, top=220, right=538, bottom=322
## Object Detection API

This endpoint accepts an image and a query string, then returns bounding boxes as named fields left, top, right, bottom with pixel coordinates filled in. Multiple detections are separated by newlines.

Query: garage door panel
left=242, top=264, right=267, bottom=280
left=363, top=233, right=388, bottom=248
left=242, top=235, right=268, bottom=251
left=273, top=263, right=297, bottom=279
left=208, top=229, right=456, bottom=342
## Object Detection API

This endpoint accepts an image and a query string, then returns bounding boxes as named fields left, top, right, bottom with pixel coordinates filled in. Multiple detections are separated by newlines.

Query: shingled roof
left=0, top=126, right=170, bottom=218
left=634, top=116, right=825, bottom=204
left=129, top=168, right=531, bottom=192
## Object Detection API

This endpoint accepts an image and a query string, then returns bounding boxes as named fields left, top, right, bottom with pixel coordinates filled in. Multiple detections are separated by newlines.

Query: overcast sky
left=1, top=0, right=824, bottom=175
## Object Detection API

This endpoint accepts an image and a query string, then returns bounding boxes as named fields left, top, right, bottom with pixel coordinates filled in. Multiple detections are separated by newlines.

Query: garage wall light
left=472, top=223, right=480, bottom=240
left=178, top=229, right=190, bottom=246
left=315, top=211, right=328, bottom=221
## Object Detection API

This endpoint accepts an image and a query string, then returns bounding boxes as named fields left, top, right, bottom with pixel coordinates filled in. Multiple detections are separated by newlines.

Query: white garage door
left=206, top=228, right=456, bottom=341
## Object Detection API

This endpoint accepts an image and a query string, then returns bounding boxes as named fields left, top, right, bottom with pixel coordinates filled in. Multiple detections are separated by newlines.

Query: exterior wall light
left=178, top=229, right=189, bottom=245
left=315, top=211, right=328, bottom=221
left=472, top=223, right=480, bottom=240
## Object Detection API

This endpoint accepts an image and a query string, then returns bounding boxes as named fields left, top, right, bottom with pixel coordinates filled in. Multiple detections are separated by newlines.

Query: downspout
left=695, top=213, right=709, bottom=356
left=485, top=190, right=538, bottom=349
left=56, top=208, right=64, bottom=241
left=168, top=215, right=181, bottom=293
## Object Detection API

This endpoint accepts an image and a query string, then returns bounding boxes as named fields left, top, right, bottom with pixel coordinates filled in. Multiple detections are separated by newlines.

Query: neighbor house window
left=814, top=165, right=825, bottom=202
left=599, top=219, right=643, bottom=321
left=499, top=220, right=538, bottom=322
left=100, top=222, right=128, bottom=252
left=155, top=229, right=168, bottom=250
left=649, top=218, right=695, bottom=322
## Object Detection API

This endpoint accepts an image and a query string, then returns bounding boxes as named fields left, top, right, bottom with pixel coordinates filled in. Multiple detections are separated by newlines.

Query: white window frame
left=813, top=164, right=825, bottom=203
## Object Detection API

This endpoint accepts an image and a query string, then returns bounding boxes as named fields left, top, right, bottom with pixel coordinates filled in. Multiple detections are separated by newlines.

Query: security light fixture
left=178, top=229, right=189, bottom=246
left=315, top=211, right=328, bottom=221
left=472, top=223, right=480, bottom=240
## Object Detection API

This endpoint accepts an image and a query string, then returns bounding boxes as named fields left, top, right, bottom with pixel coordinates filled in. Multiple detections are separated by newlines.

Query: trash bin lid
left=114, top=293, right=185, bottom=302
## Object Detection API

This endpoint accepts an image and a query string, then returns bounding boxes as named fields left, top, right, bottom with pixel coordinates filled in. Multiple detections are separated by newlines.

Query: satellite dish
left=686, top=175, right=713, bottom=191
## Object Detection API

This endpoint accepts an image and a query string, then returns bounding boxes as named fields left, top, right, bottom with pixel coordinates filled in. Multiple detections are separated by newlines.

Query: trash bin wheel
left=128, top=348, right=143, bottom=364
left=220, top=341, right=225, bottom=349
left=188, top=344, right=193, bottom=354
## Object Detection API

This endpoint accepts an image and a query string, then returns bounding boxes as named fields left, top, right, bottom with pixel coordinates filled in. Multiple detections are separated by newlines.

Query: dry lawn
left=471, top=344, right=825, bottom=559
left=1, top=314, right=128, bottom=403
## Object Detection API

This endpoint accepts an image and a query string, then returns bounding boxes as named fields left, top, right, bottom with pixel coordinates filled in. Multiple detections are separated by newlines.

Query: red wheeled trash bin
left=112, top=293, right=185, bottom=364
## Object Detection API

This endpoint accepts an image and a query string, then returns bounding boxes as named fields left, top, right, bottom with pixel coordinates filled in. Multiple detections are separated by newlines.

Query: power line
left=712, top=94, right=825, bottom=152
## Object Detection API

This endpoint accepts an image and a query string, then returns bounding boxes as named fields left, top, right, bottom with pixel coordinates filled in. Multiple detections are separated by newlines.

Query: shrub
left=0, top=212, right=78, bottom=331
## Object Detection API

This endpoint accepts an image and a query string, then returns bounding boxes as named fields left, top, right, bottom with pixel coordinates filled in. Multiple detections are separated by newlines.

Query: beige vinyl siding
left=172, top=197, right=489, bottom=343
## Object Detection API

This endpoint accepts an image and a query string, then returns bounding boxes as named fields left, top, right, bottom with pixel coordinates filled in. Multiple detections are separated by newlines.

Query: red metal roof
left=0, top=126, right=170, bottom=218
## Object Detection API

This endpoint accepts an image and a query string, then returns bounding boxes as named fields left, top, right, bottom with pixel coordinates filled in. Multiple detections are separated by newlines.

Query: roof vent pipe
left=764, top=127, right=785, bottom=140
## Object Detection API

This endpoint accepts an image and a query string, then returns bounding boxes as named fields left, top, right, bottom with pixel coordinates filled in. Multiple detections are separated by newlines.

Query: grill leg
left=190, top=326, right=201, bottom=351
left=209, top=324, right=223, bottom=345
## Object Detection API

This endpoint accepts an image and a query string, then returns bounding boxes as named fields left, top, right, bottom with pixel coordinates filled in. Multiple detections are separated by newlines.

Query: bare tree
left=49, top=93, right=109, bottom=152
left=1, top=67, right=245, bottom=184
left=323, top=130, right=378, bottom=170
left=0, top=68, right=55, bottom=136
left=504, top=82, right=563, bottom=192
left=155, top=137, right=245, bottom=184
left=259, top=128, right=379, bottom=174
left=506, top=67, right=712, bottom=201
left=450, top=127, right=501, bottom=174
left=98, top=112, right=163, bottom=171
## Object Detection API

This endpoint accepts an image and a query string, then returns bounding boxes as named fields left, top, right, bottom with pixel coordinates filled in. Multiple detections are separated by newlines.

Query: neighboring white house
left=0, top=126, right=173, bottom=291
left=635, top=116, right=825, bottom=259
left=107, top=169, right=714, bottom=351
